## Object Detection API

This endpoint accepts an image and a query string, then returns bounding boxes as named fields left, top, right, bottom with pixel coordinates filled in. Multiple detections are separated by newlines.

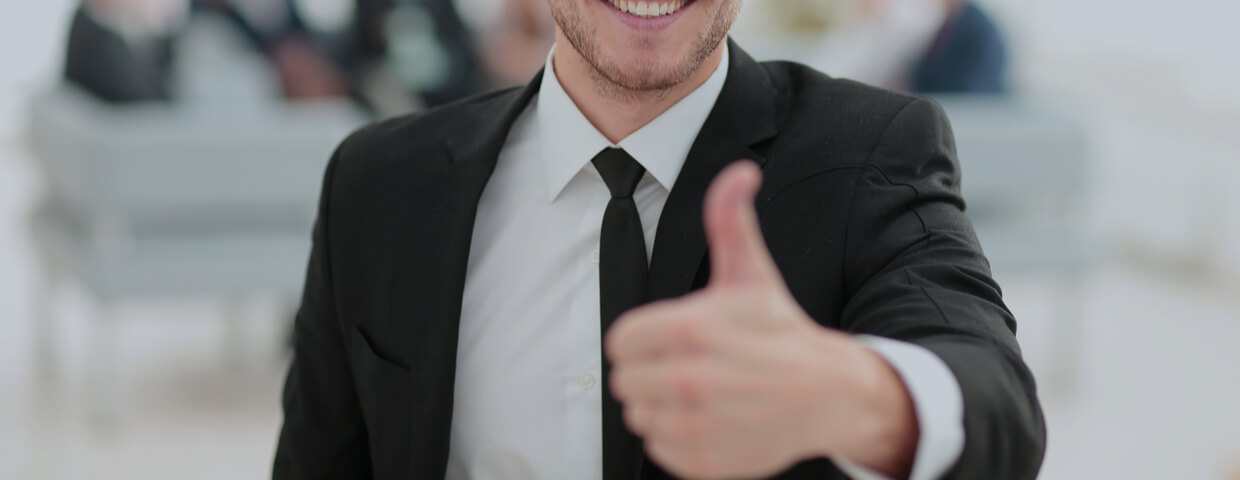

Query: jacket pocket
left=349, top=325, right=415, bottom=480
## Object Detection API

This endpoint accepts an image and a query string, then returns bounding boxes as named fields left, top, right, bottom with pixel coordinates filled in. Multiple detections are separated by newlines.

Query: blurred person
left=374, top=0, right=489, bottom=107
left=911, top=0, right=1008, bottom=93
left=274, top=0, right=1045, bottom=479
left=192, top=0, right=352, bottom=99
left=65, top=0, right=488, bottom=108
left=735, top=0, right=1006, bottom=93
left=480, top=0, right=556, bottom=86
left=63, top=0, right=347, bottom=102
left=64, top=0, right=187, bottom=102
left=201, top=0, right=490, bottom=107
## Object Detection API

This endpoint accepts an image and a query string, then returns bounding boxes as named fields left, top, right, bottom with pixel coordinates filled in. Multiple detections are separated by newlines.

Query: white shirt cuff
left=831, top=336, right=965, bottom=480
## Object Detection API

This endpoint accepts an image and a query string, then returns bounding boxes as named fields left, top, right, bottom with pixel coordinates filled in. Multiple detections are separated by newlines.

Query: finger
left=643, top=425, right=725, bottom=480
left=644, top=438, right=694, bottom=479
left=611, top=357, right=719, bottom=407
left=703, top=161, right=782, bottom=289
left=623, top=401, right=656, bottom=437
left=605, top=295, right=718, bottom=363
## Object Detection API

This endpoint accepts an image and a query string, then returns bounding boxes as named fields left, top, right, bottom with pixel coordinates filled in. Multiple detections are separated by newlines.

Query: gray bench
left=26, top=84, right=367, bottom=424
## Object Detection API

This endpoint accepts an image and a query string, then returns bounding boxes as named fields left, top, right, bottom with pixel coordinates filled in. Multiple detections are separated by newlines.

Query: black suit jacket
left=273, top=41, right=1046, bottom=480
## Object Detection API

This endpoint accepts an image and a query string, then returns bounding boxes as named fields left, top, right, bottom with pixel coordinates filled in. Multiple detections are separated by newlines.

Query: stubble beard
left=550, top=0, right=739, bottom=100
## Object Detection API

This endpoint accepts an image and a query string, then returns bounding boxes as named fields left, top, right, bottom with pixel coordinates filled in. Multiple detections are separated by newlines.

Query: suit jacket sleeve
left=839, top=97, right=1046, bottom=479
left=273, top=142, right=373, bottom=479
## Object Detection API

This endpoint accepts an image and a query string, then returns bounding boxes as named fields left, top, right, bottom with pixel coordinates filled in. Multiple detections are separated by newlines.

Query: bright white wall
left=978, top=0, right=1240, bottom=279
left=0, top=1, right=77, bottom=138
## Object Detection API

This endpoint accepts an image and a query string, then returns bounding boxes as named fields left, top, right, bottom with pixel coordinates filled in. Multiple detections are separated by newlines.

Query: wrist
left=812, top=332, right=919, bottom=478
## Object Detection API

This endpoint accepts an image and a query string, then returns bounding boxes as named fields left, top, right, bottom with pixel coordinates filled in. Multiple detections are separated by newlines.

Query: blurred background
left=1, top=0, right=1238, bottom=478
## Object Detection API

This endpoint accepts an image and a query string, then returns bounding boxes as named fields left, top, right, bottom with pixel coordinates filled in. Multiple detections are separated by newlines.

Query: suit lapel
left=647, top=40, right=783, bottom=303
left=386, top=72, right=544, bottom=479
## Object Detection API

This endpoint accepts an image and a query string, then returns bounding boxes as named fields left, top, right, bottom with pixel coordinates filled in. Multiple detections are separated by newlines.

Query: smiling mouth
left=605, top=0, right=691, bottom=18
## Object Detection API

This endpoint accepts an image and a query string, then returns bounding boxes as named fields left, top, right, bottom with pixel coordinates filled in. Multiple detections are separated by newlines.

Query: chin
left=602, top=45, right=695, bottom=87
left=554, top=0, right=734, bottom=90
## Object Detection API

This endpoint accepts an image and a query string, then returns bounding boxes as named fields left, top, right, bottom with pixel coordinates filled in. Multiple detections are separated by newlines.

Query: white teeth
left=612, top=0, right=684, bottom=16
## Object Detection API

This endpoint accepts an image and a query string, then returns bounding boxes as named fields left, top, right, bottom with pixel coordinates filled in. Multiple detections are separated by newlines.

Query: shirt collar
left=535, top=43, right=730, bottom=201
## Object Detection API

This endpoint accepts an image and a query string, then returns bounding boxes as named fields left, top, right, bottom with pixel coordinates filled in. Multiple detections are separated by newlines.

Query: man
left=273, top=0, right=1046, bottom=477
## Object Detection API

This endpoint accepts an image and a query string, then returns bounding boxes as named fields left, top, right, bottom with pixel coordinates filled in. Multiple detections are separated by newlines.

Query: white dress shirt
left=447, top=44, right=963, bottom=480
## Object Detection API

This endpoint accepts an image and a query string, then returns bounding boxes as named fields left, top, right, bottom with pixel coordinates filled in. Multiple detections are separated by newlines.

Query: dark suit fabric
left=273, top=40, right=1046, bottom=480
left=64, top=6, right=172, bottom=103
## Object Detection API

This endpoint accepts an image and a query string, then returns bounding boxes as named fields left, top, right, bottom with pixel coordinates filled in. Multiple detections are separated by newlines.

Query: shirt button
left=579, top=372, right=596, bottom=390
left=591, top=248, right=600, bottom=265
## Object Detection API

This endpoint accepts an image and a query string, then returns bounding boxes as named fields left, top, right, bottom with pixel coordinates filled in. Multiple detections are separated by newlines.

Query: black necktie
left=592, top=147, right=648, bottom=480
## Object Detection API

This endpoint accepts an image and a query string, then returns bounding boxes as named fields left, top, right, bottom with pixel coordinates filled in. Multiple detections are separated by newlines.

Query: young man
left=272, top=0, right=1046, bottom=477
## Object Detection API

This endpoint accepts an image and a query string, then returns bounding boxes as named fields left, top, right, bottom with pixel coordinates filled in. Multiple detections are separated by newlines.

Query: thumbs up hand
left=605, top=161, right=918, bottom=479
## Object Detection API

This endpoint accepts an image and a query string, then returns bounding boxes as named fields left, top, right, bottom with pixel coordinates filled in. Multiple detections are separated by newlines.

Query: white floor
left=2, top=136, right=1240, bottom=480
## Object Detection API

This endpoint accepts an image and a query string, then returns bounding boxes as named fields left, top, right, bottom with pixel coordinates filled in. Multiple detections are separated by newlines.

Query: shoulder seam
left=839, top=96, right=923, bottom=293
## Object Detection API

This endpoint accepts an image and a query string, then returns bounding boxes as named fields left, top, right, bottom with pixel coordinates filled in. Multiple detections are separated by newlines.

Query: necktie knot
left=592, top=148, right=646, bottom=199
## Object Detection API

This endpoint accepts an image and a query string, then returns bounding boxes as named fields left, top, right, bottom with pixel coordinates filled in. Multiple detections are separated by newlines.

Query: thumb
left=704, top=160, right=781, bottom=289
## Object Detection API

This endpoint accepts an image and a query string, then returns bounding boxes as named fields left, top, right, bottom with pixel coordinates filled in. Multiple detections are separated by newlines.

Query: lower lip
left=598, top=0, right=693, bottom=30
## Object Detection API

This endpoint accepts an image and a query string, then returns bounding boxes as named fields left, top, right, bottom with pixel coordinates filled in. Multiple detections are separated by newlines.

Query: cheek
left=549, top=0, right=585, bottom=24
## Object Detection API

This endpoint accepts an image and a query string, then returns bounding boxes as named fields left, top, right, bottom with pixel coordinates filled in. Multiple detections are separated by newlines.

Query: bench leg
left=222, top=299, right=249, bottom=371
left=86, top=299, right=121, bottom=434
left=33, top=272, right=58, bottom=383
left=1046, top=272, right=1087, bottom=398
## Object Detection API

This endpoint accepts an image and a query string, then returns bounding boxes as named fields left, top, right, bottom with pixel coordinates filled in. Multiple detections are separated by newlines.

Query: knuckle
left=673, top=365, right=707, bottom=401
left=685, top=448, right=717, bottom=478
left=682, top=414, right=710, bottom=442
left=623, top=404, right=646, bottom=434
left=674, top=316, right=701, bottom=348
left=675, top=313, right=714, bottom=351
left=604, top=323, right=631, bottom=357
left=610, top=369, right=630, bottom=399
